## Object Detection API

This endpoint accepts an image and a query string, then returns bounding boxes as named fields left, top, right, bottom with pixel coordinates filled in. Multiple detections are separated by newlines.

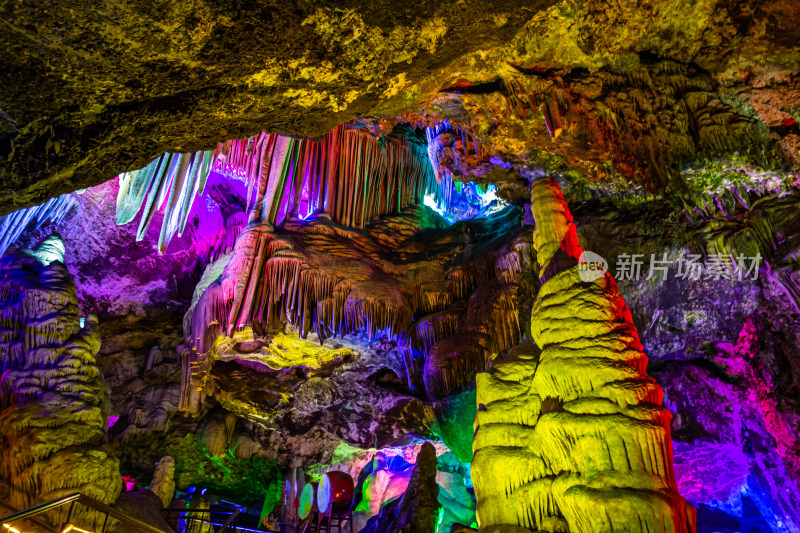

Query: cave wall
left=0, top=0, right=552, bottom=213
left=1, top=2, right=799, bottom=525
left=2, top=162, right=799, bottom=532
left=3, top=165, right=800, bottom=532
left=2, top=0, right=799, bottom=216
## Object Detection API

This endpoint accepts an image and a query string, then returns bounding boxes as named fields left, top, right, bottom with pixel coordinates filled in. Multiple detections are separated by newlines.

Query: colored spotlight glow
left=424, top=194, right=447, bottom=218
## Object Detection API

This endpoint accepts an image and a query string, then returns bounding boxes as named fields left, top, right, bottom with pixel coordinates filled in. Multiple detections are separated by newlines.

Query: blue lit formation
left=425, top=182, right=507, bottom=223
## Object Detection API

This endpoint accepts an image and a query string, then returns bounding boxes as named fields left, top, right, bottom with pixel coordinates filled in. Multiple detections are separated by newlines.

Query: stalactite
left=423, top=278, right=523, bottom=400
left=205, top=211, right=249, bottom=262
left=176, top=124, right=447, bottom=352
left=115, top=149, right=220, bottom=253
left=447, top=256, right=496, bottom=301
left=0, top=194, right=78, bottom=257
left=412, top=309, right=461, bottom=355
left=472, top=177, right=696, bottom=533
left=116, top=125, right=445, bottom=253
left=424, top=119, right=488, bottom=187
left=542, top=99, right=563, bottom=139
left=181, top=132, right=525, bottom=405
left=186, top=221, right=417, bottom=361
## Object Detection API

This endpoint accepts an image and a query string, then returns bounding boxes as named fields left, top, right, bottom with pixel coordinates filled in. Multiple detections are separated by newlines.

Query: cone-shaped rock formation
left=472, top=178, right=696, bottom=532
left=0, top=235, right=121, bottom=529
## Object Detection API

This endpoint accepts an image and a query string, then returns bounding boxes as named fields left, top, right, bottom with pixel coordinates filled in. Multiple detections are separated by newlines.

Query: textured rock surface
left=149, top=456, right=176, bottom=508
left=2, top=8, right=800, bottom=523
left=13, top=178, right=215, bottom=317
left=0, top=237, right=121, bottom=528
left=197, top=327, right=438, bottom=452
left=361, top=442, right=440, bottom=533
left=473, top=178, right=695, bottom=532
left=3, top=0, right=799, bottom=214
left=0, top=0, right=552, bottom=213
left=97, top=310, right=184, bottom=438
left=565, top=192, right=800, bottom=531
left=4, top=161, right=799, bottom=532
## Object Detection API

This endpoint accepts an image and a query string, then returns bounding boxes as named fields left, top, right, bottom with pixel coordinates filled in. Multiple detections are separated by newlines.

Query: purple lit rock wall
left=14, top=176, right=238, bottom=317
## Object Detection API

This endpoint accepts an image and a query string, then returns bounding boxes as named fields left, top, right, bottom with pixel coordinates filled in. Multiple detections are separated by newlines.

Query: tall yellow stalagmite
left=472, top=178, right=696, bottom=533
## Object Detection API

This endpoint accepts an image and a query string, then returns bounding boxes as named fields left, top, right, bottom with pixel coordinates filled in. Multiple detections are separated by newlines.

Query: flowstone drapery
left=472, top=178, right=696, bottom=532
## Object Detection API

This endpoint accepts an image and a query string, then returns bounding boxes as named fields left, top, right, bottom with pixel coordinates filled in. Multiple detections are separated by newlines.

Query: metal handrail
left=0, top=492, right=169, bottom=533
left=161, top=508, right=240, bottom=533
left=215, top=510, right=240, bottom=533
left=161, top=511, right=237, bottom=517
left=0, top=500, right=60, bottom=533
left=1, top=493, right=81, bottom=524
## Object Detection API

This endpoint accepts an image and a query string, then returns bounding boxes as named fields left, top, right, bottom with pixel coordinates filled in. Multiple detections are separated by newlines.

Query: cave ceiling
left=2, top=0, right=799, bottom=214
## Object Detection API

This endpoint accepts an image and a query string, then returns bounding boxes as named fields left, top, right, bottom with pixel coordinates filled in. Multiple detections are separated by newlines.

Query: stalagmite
left=0, top=235, right=121, bottom=529
left=150, top=456, right=176, bottom=508
left=472, top=177, right=696, bottom=533
left=361, top=443, right=440, bottom=533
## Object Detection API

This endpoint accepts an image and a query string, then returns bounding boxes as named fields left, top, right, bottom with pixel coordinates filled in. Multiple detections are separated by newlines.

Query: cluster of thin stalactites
left=116, top=124, right=447, bottom=253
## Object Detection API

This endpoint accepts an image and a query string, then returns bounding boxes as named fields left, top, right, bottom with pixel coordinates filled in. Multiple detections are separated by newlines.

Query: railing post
left=215, top=510, right=239, bottom=533
left=62, top=501, right=76, bottom=531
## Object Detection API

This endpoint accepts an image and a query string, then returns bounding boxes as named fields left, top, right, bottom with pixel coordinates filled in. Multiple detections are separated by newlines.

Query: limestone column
left=0, top=235, right=122, bottom=529
left=472, top=178, right=696, bottom=533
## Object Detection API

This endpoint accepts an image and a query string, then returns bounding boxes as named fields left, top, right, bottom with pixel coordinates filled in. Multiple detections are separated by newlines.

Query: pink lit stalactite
left=117, top=124, right=444, bottom=253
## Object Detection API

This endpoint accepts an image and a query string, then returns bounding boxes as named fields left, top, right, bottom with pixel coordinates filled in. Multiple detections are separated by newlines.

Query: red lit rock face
left=655, top=316, right=800, bottom=532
